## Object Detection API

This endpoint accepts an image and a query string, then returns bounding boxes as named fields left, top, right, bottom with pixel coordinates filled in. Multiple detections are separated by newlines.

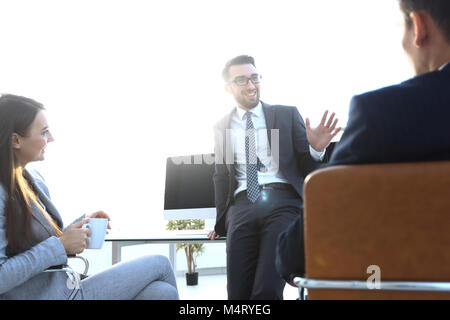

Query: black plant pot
left=186, top=272, right=198, bottom=286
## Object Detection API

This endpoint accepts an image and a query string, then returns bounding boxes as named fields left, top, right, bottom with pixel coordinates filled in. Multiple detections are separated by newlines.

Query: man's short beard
left=235, top=92, right=260, bottom=109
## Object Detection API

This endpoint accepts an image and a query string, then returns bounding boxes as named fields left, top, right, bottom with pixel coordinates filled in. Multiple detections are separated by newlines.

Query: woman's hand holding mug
left=58, top=219, right=90, bottom=255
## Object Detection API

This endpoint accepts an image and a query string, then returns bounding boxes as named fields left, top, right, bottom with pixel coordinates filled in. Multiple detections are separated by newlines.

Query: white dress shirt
left=230, top=102, right=325, bottom=196
left=440, top=61, right=450, bottom=70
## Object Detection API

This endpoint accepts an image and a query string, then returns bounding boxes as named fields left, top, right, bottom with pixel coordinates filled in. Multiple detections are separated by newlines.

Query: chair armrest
left=293, top=277, right=450, bottom=292
left=67, top=254, right=89, bottom=275
left=43, top=266, right=80, bottom=299
left=42, top=255, right=89, bottom=300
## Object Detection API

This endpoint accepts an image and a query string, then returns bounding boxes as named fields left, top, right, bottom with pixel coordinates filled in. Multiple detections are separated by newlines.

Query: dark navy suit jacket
left=276, top=63, right=450, bottom=282
left=331, top=63, right=450, bottom=165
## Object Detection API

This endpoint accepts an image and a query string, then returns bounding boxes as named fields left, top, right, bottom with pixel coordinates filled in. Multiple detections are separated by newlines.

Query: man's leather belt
left=260, top=183, right=290, bottom=190
left=236, top=183, right=292, bottom=198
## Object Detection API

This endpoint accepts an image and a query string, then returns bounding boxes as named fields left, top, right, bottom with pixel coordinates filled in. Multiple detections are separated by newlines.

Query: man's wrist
left=309, top=145, right=326, bottom=161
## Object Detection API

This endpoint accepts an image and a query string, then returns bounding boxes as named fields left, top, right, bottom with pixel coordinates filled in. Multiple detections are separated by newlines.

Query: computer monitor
left=163, top=153, right=216, bottom=220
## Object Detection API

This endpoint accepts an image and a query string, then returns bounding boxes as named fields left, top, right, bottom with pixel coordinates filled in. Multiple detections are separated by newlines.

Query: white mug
left=82, top=218, right=108, bottom=249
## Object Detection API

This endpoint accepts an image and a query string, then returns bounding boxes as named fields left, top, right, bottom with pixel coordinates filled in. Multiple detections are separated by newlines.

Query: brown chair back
left=303, top=161, right=450, bottom=299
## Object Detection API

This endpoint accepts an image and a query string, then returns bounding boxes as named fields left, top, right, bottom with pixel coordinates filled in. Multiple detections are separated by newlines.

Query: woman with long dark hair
left=0, top=94, right=179, bottom=299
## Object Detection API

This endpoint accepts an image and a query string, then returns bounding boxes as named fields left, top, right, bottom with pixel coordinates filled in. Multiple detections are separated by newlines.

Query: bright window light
left=0, top=0, right=412, bottom=232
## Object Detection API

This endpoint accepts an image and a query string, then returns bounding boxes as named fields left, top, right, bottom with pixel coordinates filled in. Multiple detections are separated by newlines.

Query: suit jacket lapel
left=34, top=187, right=64, bottom=228
left=223, top=111, right=234, bottom=172
left=262, top=101, right=276, bottom=148
left=26, top=172, right=64, bottom=235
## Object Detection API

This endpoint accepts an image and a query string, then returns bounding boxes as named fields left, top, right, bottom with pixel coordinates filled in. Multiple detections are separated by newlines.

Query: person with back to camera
left=276, top=0, right=450, bottom=285
left=0, top=94, right=179, bottom=300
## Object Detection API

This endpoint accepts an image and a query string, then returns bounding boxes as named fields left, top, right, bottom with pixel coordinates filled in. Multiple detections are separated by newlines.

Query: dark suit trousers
left=226, top=183, right=302, bottom=300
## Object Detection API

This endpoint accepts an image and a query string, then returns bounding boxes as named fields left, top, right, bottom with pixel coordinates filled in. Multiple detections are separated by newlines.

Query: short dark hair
left=222, top=55, right=256, bottom=82
left=399, top=0, right=450, bottom=42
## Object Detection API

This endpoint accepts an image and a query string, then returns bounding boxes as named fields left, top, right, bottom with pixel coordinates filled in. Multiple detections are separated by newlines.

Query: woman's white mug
left=82, top=218, right=108, bottom=249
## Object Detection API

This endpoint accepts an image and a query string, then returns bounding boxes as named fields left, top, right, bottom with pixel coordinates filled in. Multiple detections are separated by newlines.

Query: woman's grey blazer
left=0, top=169, right=83, bottom=299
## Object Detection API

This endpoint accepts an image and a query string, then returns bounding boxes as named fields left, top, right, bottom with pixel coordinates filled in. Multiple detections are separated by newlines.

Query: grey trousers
left=74, top=254, right=179, bottom=300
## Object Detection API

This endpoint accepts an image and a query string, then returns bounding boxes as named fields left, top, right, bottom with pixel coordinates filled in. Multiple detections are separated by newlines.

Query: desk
left=105, top=231, right=226, bottom=271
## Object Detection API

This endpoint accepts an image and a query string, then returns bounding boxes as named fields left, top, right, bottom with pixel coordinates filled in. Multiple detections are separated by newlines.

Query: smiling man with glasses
left=231, top=74, right=262, bottom=86
left=208, top=55, right=341, bottom=300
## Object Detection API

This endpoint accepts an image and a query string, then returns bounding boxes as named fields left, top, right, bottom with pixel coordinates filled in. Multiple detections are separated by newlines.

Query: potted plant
left=166, top=219, right=205, bottom=285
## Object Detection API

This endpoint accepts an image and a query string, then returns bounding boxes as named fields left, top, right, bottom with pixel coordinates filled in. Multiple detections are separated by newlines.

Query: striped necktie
left=245, top=112, right=260, bottom=203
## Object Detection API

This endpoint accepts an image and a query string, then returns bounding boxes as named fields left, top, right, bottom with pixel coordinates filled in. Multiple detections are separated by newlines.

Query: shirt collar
left=236, top=101, right=262, bottom=120
left=439, top=61, right=450, bottom=71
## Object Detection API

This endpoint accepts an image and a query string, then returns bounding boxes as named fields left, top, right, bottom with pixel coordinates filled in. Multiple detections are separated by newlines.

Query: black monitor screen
left=164, top=154, right=216, bottom=210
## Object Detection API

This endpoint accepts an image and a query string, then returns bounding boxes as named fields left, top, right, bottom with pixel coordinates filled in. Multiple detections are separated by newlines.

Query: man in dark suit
left=208, top=55, right=341, bottom=299
left=276, top=0, right=450, bottom=284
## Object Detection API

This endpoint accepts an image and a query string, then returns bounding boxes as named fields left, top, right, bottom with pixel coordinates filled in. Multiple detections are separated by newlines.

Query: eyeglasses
left=230, top=74, right=262, bottom=86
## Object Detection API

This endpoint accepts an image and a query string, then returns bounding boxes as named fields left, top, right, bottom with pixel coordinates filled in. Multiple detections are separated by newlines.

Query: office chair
left=294, top=161, right=450, bottom=299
